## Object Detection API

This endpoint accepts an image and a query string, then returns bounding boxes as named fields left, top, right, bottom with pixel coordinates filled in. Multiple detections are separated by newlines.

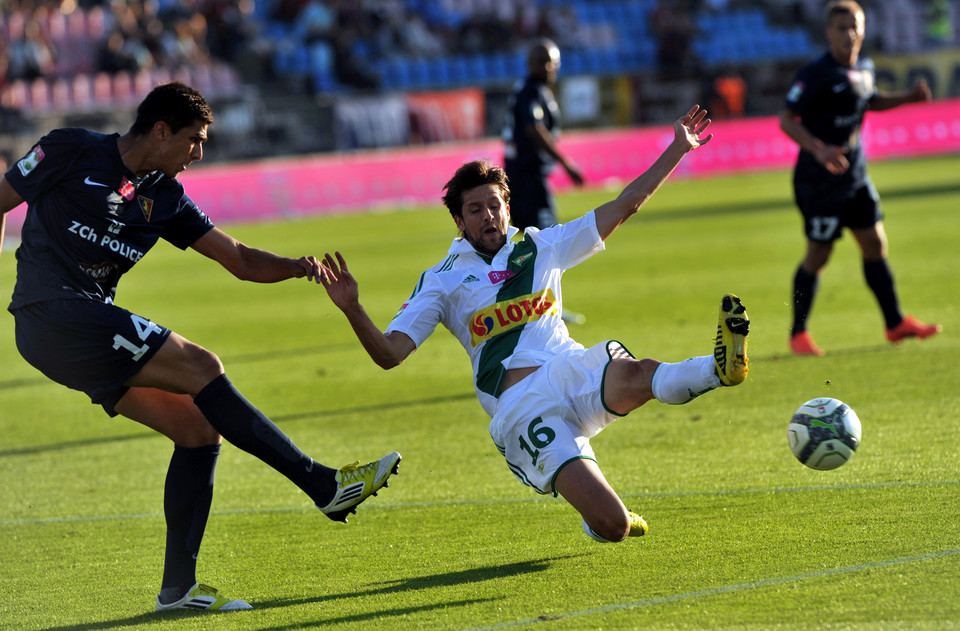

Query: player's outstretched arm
left=869, top=79, right=932, bottom=111
left=190, top=227, right=322, bottom=283
left=320, top=251, right=416, bottom=369
left=593, top=105, right=712, bottom=240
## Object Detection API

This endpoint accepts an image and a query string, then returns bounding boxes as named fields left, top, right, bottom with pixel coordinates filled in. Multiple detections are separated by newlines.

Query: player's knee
left=183, top=343, right=225, bottom=382
left=587, top=512, right=630, bottom=543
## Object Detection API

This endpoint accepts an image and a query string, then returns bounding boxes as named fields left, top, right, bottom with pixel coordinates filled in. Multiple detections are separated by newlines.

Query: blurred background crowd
left=0, top=0, right=957, bottom=161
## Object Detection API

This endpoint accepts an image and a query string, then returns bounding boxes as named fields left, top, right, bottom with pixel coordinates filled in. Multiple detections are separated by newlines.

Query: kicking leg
left=604, top=294, right=750, bottom=412
left=127, top=332, right=400, bottom=519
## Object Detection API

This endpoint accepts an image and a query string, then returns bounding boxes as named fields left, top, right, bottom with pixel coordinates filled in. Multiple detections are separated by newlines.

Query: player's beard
left=463, top=225, right=507, bottom=256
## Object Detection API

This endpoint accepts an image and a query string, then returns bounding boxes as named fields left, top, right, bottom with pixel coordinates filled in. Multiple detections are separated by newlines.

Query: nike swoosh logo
left=84, top=176, right=110, bottom=187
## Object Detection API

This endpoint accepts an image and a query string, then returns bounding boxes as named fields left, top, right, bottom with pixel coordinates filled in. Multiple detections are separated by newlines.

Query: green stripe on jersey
left=475, top=236, right=539, bottom=396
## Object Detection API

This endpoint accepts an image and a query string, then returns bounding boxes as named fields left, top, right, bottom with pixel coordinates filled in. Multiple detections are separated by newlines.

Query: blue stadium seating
left=266, top=0, right=817, bottom=93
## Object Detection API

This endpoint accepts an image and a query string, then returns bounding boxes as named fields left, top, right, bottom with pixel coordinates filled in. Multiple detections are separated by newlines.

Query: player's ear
left=152, top=121, right=170, bottom=140
left=453, top=213, right=465, bottom=232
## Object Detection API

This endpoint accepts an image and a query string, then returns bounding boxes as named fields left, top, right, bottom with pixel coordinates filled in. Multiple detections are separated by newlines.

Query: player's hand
left=291, top=255, right=323, bottom=282
left=910, top=79, right=932, bottom=103
left=564, top=161, right=585, bottom=187
left=319, top=251, right=360, bottom=311
left=814, top=144, right=850, bottom=175
left=675, top=105, right=713, bottom=151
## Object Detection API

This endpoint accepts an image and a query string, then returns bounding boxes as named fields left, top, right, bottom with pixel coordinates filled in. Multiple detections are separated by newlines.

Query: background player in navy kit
left=780, top=0, right=940, bottom=356
left=0, top=82, right=400, bottom=613
left=503, top=38, right=584, bottom=232
left=504, top=38, right=586, bottom=323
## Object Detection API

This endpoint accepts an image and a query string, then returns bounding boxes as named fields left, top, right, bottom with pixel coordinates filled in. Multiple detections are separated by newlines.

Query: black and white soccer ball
left=788, top=397, right=862, bottom=470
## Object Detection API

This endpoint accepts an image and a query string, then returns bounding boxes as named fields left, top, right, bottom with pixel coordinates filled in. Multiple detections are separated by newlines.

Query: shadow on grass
left=37, top=557, right=573, bottom=630
left=0, top=391, right=477, bottom=457
left=257, top=556, right=575, bottom=607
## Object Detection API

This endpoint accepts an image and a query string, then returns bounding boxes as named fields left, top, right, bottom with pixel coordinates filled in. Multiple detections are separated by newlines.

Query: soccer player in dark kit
left=780, top=0, right=940, bottom=357
left=503, top=38, right=584, bottom=232
left=504, top=38, right=587, bottom=324
left=0, top=82, right=400, bottom=612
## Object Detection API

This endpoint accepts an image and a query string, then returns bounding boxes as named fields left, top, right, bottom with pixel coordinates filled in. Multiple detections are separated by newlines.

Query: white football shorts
left=489, top=340, right=633, bottom=495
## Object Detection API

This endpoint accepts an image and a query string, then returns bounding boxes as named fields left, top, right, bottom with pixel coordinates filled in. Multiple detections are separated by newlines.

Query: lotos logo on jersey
left=469, top=288, right=559, bottom=346
left=17, top=145, right=45, bottom=176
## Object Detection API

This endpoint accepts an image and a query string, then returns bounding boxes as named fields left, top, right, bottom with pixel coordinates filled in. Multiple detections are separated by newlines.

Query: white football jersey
left=386, top=211, right=604, bottom=416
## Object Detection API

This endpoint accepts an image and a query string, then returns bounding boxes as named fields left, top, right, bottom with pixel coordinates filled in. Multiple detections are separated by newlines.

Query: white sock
left=582, top=519, right=615, bottom=543
left=650, top=356, right=721, bottom=405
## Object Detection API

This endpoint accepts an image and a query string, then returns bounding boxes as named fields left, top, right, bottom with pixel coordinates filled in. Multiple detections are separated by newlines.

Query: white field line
left=459, top=548, right=960, bottom=631
left=1, top=479, right=957, bottom=526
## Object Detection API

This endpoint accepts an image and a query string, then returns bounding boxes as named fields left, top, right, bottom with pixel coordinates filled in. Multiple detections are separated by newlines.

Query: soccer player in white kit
left=319, top=106, right=748, bottom=543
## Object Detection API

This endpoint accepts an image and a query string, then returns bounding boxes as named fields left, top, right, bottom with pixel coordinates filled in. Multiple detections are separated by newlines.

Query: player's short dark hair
left=442, top=160, right=510, bottom=218
left=130, top=82, right=213, bottom=135
left=824, top=0, right=863, bottom=24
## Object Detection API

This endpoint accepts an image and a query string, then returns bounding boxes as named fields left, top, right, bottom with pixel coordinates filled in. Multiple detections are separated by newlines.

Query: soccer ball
left=787, top=398, right=861, bottom=470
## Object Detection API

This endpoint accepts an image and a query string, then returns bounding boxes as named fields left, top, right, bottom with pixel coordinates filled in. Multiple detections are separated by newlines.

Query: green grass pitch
left=1, top=154, right=958, bottom=630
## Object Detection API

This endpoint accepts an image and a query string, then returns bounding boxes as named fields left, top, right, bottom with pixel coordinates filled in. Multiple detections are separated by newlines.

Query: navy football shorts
left=795, top=183, right=882, bottom=243
left=13, top=299, right=172, bottom=416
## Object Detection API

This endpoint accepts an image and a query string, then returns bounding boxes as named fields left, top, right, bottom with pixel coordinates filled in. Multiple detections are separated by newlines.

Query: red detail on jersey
left=119, top=178, right=135, bottom=201
left=488, top=270, right=515, bottom=284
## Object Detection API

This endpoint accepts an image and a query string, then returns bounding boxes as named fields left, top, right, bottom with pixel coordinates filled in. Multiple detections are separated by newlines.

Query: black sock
left=161, top=443, right=219, bottom=594
left=863, top=258, right=902, bottom=329
left=193, top=374, right=336, bottom=506
left=791, top=265, right=818, bottom=337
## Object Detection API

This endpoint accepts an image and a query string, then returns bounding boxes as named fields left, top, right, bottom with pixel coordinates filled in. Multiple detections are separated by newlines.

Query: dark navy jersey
left=784, top=52, right=877, bottom=191
left=503, top=76, right=560, bottom=177
left=6, top=128, right=214, bottom=310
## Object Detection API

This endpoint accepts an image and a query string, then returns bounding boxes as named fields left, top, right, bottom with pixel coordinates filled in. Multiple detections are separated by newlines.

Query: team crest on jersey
left=488, top=270, right=515, bottom=284
left=511, top=252, right=533, bottom=267
left=17, top=145, right=45, bottom=176
left=786, top=81, right=804, bottom=102
left=847, top=69, right=873, bottom=99
left=469, top=288, right=559, bottom=346
left=392, top=302, right=409, bottom=320
left=137, top=195, right=154, bottom=222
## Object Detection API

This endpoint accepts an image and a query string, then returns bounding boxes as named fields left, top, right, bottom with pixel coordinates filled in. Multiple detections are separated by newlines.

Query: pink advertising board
left=3, top=98, right=958, bottom=235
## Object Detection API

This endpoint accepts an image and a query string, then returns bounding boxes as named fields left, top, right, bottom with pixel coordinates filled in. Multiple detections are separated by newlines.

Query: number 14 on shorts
left=113, top=313, right=163, bottom=361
